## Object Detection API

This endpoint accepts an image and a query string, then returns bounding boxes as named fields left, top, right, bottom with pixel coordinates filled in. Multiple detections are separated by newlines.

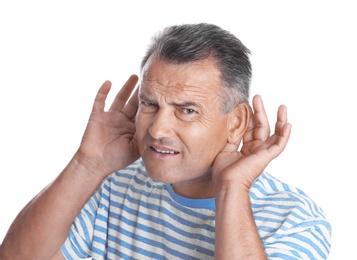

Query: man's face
left=135, top=57, right=232, bottom=197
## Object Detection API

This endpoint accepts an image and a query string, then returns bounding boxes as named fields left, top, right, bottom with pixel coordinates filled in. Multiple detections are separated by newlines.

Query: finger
left=92, top=80, right=112, bottom=112
left=274, top=104, right=288, bottom=136
left=121, top=87, right=139, bottom=121
left=252, top=95, right=270, bottom=141
left=269, top=105, right=291, bottom=153
left=268, top=122, right=292, bottom=157
left=109, top=74, right=139, bottom=113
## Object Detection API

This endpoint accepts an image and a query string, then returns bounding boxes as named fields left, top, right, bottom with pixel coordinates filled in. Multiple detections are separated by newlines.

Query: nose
left=148, top=109, right=174, bottom=140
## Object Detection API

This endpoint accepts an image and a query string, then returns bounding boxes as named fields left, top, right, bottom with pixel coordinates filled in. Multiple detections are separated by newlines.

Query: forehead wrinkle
left=140, top=57, right=225, bottom=111
left=141, top=79, right=220, bottom=111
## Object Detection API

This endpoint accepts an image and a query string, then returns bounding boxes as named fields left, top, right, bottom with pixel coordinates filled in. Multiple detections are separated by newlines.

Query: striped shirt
left=62, top=158, right=331, bottom=259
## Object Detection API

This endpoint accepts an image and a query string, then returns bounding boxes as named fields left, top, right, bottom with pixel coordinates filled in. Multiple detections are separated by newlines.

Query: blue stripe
left=92, top=211, right=214, bottom=257
left=61, top=245, right=74, bottom=260
left=304, top=221, right=331, bottom=254
left=77, top=212, right=92, bottom=246
left=100, top=182, right=215, bottom=232
left=111, top=202, right=215, bottom=243
left=315, top=222, right=332, bottom=250
left=107, top=243, right=141, bottom=260
left=109, top=230, right=195, bottom=259
left=94, top=223, right=108, bottom=234
left=106, top=212, right=214, bottom=256
left=67, top=228, right=90, bottom=257
left=267, top=251, right=300, bottom=260
left=300, top=193, right=325, bottom=218
left=251, top=193, right=317, bottom=221
left=111, top=166, right=216, bottom=217
left=267, top=177, right=279, bottom=191
left=112, top=191, right=214, bottom=230
left=251, top=200, right=310, bottom=222
left=291, top=232, right=327, bottom=259
left=92, top=235, right=107, bottom=257
left=253, top=207, right=308, bottom=226
left=272, top=240, right=317, bottom=259
left=105, top=221, right=208, bottom=259
left=86, top=193, right=99, bottom=214
left=282, top=182, right=292, bottom=192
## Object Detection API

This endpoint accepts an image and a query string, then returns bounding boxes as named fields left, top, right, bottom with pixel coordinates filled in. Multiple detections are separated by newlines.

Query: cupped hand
left=76, top=75, right=140, bottom=177
left=212, top=95, right=292, bottom=192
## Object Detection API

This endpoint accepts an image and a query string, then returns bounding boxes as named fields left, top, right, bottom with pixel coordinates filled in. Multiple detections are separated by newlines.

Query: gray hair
left=140, top=23, right=252, bottom=114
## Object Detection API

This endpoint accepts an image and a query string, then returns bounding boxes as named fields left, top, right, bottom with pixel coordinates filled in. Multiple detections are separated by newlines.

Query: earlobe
left=227, top=102, right=251, bottom=144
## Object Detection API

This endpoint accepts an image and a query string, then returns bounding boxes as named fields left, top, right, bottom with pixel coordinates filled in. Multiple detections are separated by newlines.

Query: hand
left=76, top=75, right=140, bottom=178
left=212, top=95, right=292, bottom=192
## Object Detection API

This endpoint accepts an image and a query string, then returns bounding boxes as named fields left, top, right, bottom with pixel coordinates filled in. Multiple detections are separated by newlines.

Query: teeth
left=152, top=146, right=177, bottom=154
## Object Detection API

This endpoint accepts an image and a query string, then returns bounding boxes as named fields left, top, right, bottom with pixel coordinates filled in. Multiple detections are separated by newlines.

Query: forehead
left=140, top=57, right=223, bottom=102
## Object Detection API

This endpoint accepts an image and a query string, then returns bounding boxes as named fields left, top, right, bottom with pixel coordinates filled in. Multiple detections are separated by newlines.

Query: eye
left=141, top=101, right=156, bottom=107
left=175, top=107, right=198, bottom=122
left=182, top=108, right=197, bottom=114
left=139, top=101, right=159, bottom=112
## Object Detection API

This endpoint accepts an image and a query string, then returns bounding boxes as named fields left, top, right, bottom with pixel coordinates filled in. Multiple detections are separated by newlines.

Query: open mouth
left=150, top=146, right=179, bottom=154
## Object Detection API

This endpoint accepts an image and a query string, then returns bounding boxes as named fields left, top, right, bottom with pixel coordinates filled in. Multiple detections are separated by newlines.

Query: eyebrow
left=139, top=92, right=203, bottom=109
left=170, top=101, right=202, bottom=109
left=138, top=92, right=157, bottom=105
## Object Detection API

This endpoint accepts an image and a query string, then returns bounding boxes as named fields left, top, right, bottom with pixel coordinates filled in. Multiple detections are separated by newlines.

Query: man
left=0, top=23, right=331, bottom=259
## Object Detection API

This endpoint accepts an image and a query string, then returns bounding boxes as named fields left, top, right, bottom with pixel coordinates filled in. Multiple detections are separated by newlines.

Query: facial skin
left=135, top=56, right=246, bottom=198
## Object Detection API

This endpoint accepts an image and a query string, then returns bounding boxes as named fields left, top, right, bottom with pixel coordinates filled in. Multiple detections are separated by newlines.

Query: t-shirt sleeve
left=264, top=218, right=331, bottom=259
left=251, top=172, right=332, bottom=259
left=61, top=189, right=101, bottom=259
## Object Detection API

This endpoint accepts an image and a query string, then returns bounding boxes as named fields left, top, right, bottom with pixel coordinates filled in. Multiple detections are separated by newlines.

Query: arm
left=0, top=75, right=140, bottom=260
left=213, top=95, right=292, bottom=259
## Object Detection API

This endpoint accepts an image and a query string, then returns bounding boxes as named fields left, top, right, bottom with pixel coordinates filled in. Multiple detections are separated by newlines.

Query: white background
left=0, top=1, right=355, bottom=259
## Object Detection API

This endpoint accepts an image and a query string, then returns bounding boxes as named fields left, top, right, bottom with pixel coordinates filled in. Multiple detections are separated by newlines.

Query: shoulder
left=250, top=171, right=328, bottom=220
left=251, top=172, right=320, bottom=210
left=251, top=172, right=332, bottom=258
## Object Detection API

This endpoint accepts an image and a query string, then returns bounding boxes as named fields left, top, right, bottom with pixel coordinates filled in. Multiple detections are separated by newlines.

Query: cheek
left=209, top=120, right=229, bottom=150
left=183, top=119, right=229, bottom=152
left=134, top=114, right=149, bottom=144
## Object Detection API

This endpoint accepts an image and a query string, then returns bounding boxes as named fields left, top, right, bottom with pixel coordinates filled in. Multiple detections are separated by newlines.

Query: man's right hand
left=76, top=74, right=140, bottom=178
left=0, top=75, right=141, bottom=260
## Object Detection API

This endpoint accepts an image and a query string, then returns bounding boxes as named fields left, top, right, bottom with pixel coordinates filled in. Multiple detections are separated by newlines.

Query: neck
left=171, top=174, right=214, bottom=199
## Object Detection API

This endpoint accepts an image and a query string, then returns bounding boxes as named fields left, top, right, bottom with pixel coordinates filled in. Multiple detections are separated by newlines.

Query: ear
left=227, top=102, right=251, bottom=145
